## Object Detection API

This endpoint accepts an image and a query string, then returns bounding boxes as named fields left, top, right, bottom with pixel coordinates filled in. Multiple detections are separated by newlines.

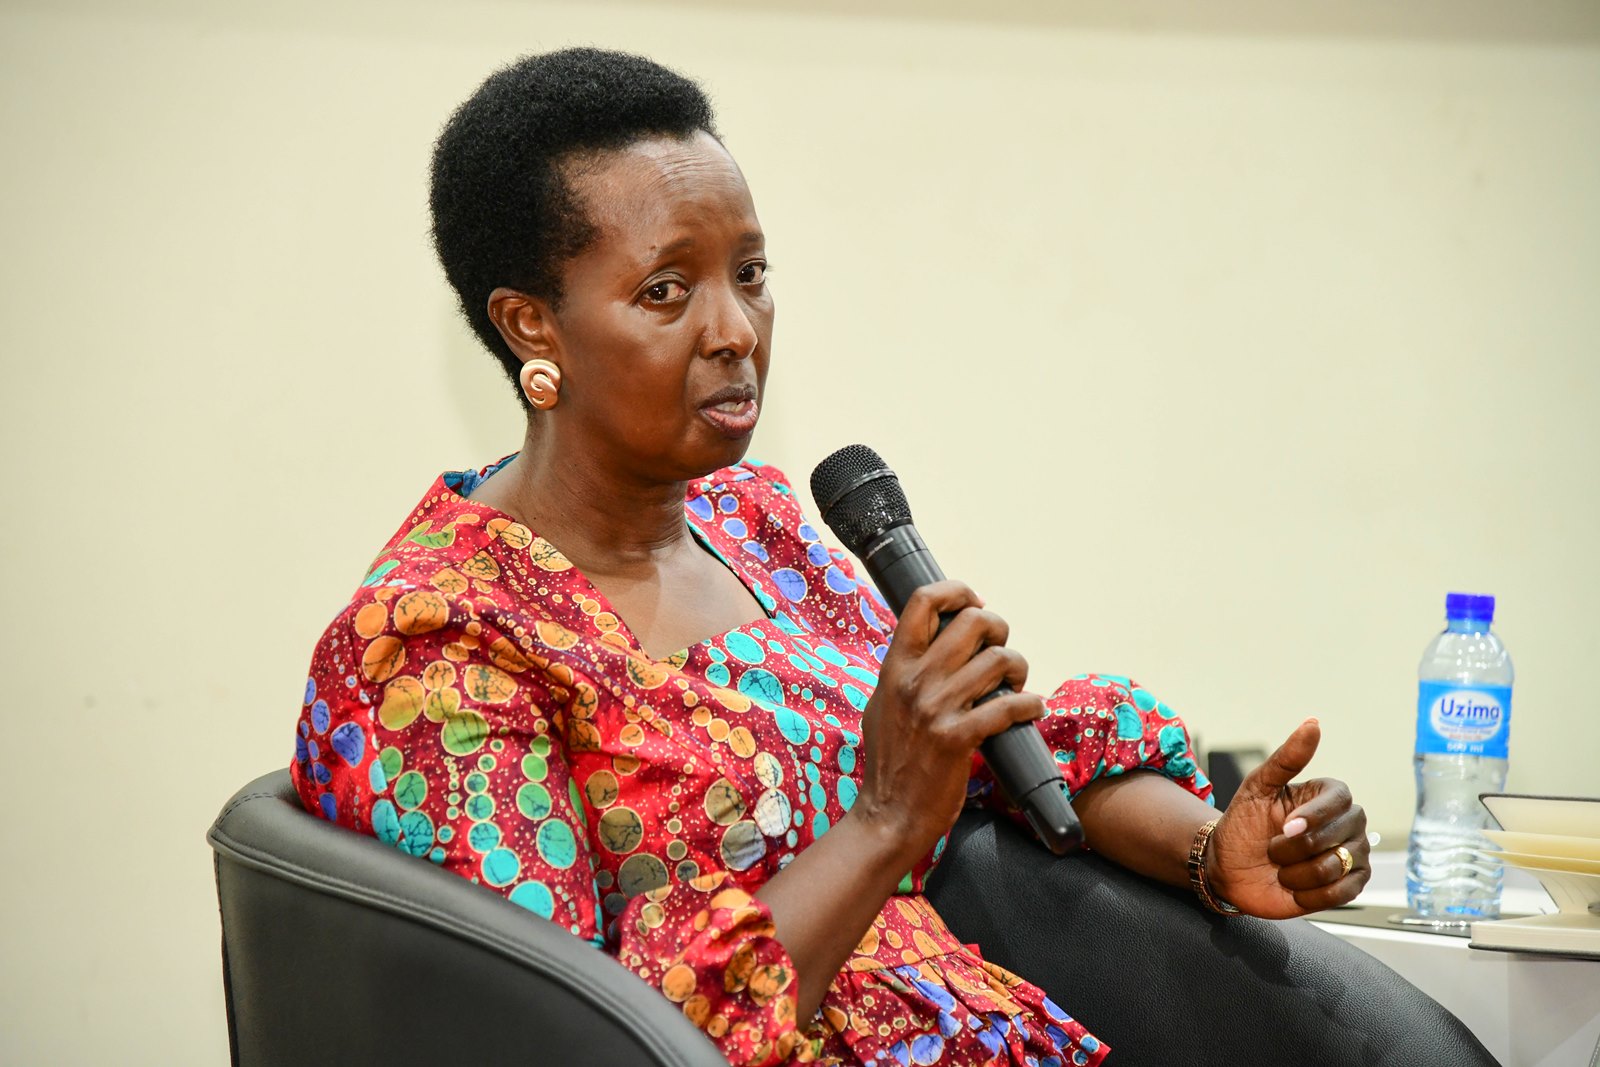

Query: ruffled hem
left=796, top=946, right=1109, bottom=1066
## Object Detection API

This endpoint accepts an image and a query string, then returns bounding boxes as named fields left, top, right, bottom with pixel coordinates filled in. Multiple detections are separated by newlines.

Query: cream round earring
left=519, top=358, right=562, bottom=410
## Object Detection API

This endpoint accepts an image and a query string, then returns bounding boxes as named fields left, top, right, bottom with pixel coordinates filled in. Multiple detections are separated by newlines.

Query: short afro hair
left=429, top=48, right=719, bottom=394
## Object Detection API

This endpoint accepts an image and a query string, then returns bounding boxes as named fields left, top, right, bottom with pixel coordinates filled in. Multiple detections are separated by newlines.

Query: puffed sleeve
left=291, top=583, right=608, bottom=941
left=965, top=673, right=1215, bottom=815
left=292, top=584, right=809, bottom=1065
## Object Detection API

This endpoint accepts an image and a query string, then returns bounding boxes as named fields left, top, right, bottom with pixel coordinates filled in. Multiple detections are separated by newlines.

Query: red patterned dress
left=292, top=458, right=1212, bottom=1066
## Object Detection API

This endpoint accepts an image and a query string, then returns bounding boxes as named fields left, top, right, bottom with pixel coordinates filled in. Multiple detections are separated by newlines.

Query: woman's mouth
left=700, top=395, right=760, bottom=438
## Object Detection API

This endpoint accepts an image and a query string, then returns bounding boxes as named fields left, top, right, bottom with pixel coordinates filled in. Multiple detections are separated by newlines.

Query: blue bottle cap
left=1445, top=592, right=1495, bottom=622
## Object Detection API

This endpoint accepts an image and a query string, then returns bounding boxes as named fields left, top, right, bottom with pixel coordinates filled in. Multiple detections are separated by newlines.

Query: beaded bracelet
left=1188, top=818, right=1242, bottom=915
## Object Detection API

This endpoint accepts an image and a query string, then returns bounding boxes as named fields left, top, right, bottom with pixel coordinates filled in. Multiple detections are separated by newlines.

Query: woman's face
left=542, top=131, right=773, bottom=483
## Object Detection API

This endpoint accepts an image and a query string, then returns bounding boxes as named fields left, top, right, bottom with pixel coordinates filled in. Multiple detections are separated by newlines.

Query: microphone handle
left=856, top=524, right=1084, bottom=855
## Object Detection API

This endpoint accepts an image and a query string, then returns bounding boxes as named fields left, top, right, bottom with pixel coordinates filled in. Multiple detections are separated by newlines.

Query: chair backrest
left=208, top=769, right=726, bottom=1067
left=924, top=813, right=1499, bottom=1067
left=211, top=769, right=1496, bottom=1067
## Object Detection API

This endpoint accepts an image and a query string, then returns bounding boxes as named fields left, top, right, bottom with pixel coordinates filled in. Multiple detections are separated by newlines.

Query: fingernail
left=1283, top=817, right=1308, bottom=837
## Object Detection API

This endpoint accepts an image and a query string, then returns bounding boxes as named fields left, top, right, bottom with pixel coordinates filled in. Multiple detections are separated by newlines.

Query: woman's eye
left=643, top=280, right=687, bottom=304
left=738, top=261, right=768, bottom=286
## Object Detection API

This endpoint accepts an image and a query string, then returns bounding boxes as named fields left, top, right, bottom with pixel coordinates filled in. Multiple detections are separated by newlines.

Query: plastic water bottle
left=1405, top=593, right=1513, bottom=924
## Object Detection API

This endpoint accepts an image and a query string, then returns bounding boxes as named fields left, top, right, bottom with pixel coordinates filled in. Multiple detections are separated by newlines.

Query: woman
left=293, top=48, right=1370, bottom=1066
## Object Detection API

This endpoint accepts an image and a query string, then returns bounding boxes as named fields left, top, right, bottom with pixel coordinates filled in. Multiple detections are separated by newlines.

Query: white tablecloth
left=1309, top=853, right=1600, bottom=1067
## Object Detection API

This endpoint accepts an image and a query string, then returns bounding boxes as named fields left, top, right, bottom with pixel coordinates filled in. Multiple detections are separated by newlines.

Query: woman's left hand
left=1207, top=719, right=1371, bottom=920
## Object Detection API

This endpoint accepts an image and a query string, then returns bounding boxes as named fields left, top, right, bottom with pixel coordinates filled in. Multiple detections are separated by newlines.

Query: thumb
left=1239, top=718, right=1321, bottom=797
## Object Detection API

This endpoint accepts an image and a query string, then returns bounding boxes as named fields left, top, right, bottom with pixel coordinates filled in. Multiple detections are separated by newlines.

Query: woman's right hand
left=754, top=580, right=1045, bottom=1022
left=852, top=580, right=1047, bottom=869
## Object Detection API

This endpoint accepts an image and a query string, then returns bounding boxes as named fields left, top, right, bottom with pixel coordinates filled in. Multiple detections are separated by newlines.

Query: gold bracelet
left=1188, top=818, right=1241, bottom=915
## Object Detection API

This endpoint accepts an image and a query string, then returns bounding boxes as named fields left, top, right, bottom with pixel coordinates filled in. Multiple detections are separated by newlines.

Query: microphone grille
left=809, top=444, right=913, bottom=553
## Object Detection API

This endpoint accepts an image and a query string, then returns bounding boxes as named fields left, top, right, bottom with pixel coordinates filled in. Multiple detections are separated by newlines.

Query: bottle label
left=1415, top=682, right=1511, bottom=758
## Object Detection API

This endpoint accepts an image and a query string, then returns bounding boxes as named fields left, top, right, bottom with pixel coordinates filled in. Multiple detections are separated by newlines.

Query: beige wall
left=2, top=0, right=1596, bottom=1061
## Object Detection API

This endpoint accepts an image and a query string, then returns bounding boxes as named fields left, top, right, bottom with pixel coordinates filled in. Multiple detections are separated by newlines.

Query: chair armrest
left=924, top=809, right=1497, bottom=1067
left=208, top=769, right=726, bottom=1067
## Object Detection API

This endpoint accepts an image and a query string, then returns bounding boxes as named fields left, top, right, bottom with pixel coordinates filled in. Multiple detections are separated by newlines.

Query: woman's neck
left=479, top=422, right=692, bottom=577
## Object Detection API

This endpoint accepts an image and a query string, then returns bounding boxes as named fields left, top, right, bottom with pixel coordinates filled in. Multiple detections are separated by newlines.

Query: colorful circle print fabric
left=292, top=457, right=1213, bottom=1066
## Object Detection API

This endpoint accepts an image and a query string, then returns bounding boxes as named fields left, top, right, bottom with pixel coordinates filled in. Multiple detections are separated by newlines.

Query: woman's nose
left=699, top=282, right=759, bottom=361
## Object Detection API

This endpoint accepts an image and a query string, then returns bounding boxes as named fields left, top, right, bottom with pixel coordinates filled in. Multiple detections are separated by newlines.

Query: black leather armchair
left=209, top=770, right=1496, bottom=1066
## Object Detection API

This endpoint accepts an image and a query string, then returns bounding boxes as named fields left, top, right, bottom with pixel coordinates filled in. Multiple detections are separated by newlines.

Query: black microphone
left=810, top=444, right=1084, bottom=856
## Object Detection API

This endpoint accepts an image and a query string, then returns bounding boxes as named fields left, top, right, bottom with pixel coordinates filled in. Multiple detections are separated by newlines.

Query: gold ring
left=1335, top=845, right=1354, bottom=878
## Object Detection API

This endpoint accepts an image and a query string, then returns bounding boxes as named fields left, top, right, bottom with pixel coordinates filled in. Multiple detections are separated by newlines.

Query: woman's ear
left=487, top=288, right=560, bottom=364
